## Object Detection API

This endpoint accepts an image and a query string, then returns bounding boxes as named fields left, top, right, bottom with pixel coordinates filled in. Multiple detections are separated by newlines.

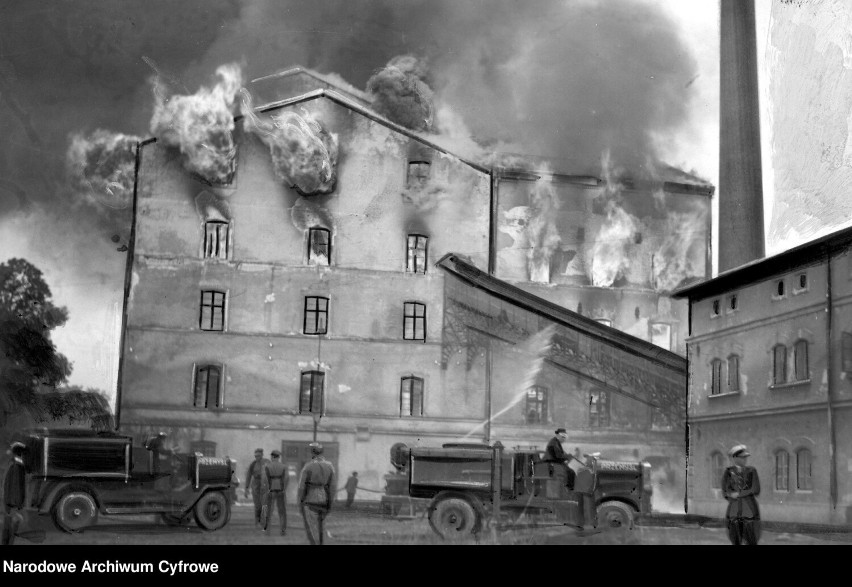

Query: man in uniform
left=722, top=444, right=761, bottom=545
left=344, top=471, right=359, bottom=508
left=263, top=449, right=288, bottom=535
left=298, top=442, right=335, bottom=545
left=245, top=448, right=270, bottom=527
left=2, top=442, right=27, bottom=545
left=544, top=428, right=586, bottom=530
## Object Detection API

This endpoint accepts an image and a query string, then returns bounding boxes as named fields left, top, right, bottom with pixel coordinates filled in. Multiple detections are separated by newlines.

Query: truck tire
left=194, top=491, right=230, bottom=531
left=428, top=497, right=480, bottom=541
left=596, top=501, right=635, bottom=530
left=53, top=491, right=98, bottom=533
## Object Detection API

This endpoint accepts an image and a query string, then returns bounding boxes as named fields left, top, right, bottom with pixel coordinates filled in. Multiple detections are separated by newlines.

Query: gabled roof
left=673, top=224, right=852, bottom=301
left=436, top=253, right=686, bottom=372
left=251, top=66, right=373, bottom=105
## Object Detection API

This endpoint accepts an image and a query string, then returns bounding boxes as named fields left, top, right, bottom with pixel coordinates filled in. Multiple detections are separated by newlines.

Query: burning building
left=116, top=66, right=711, bottom=508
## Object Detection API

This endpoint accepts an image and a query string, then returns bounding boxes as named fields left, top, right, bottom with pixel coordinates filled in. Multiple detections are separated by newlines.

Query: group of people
left=243, top=443, right=359, bottom=545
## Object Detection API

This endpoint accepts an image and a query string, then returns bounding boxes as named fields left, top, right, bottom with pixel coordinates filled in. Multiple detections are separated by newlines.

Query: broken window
left=773, top=344, right=787, bottom=385
left=407, top=161, right=431, bottom=188
left=589, top=390, right=610, bottom=428
left=406, top=235, right=428, bottom=274
left=403, top=302, right=426, bottom=341
left=204, top=220, right=229, bottom=260
left=400, top=376, right=424, bottom=417
left=193, top=364, right=222, bottom=409
left=525, top=386, right=548, bottom=424
left=308, top=227, right=331, bottom=266
left=299, top=371, right=324, bottom=414
left=650, top=322, right=672, bottom=351
left=199, top=290, right=226, bottom=331
left=304, top=296, right=329, bottom=335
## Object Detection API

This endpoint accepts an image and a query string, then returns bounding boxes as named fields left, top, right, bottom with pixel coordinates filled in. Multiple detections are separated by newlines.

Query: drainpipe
left=826, top=252, right=837, bottom=513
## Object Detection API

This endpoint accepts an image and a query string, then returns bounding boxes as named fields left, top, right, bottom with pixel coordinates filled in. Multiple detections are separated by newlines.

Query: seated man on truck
left=544, top=428, right=576, bottom=490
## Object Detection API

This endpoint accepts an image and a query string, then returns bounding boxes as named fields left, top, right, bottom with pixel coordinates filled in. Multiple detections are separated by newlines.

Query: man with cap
left=544, top=428, right=584, bottom=529
left=2, top=442, right=27, bottom=545
left=298, top=442, right=335, bottom=545
left=262, top=449, right=288, bottom=535
left=722, top=444, right=761, bottom=545
left=245, top=448, right=270, bottom=527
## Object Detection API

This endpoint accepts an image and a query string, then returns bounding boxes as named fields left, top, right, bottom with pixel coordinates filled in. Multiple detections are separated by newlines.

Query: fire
left=526, top=178, right=561, bottom=284
left=66, top=130, right=140, bottom=209
left=590, top=201, right=639, bottom=287
left=149, top=63, right=243, bottom=185
left=240, top=90, right=338, bottom=196
left=367, top=55, right=434, bottom=132
left=652, top=206, right=708, bottom=292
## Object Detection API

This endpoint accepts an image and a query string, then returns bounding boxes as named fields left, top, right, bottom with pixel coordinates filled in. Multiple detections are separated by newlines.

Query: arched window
left=711, top=452, right=725, bottom=489
left=774, top=450, right=789, bottom=491
left=710, top=359, right=723, bottom=395
left=794, top=340, right=809, bottom=381
left=773, top=344, right=787, bottom=385
left=727, top=355, right=740, bottom=392
left=796, top=449, right=813, bottom=490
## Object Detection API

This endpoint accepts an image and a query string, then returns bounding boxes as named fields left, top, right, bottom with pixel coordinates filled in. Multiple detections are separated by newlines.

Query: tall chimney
left=719, top=0, right=765, bottom=272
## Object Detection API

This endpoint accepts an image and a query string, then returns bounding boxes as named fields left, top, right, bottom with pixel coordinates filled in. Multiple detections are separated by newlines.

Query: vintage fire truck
left=382, top=442, right=653, bottom=540
left=12, top=429, right=237, bottom=533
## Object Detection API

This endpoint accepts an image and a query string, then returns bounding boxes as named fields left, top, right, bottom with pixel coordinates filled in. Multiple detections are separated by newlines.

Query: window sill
left=771, top=295, right=786, bottom=302
left=792, top=288, right=809, bottom=296
left=770, top=380, right=811, bottom=390
left=708, top=391, right=741, bottom=399
left=795, top=489, right=814, bottom=495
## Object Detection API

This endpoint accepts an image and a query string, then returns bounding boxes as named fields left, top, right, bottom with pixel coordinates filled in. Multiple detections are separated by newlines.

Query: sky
left=0, top=0, right=845, bottom=404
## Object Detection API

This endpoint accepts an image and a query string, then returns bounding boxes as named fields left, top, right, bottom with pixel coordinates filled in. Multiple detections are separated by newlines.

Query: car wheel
left=428, top=497, right=480, bottom=541
left=53, top=491, right=98, bottom=533
left=194, top=492, right=230, bottom=531
left=596, top=501, right=635, bottom=530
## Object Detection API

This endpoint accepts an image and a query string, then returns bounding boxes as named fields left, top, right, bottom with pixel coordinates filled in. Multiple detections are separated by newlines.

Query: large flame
left=526, top=177, right=561, bottom=284
left=66, top=130, right=140, bottom=209
left=150, top=64, right=243, bottom=185
left=241, top=90, right=338, bottom=196
left=366, top=55, right=434, bottom=132
left=652, top=206, right=708, bottom=292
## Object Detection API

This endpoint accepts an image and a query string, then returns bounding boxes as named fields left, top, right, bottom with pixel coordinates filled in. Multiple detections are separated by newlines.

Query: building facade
left=674, top=226, right=852, bottom=525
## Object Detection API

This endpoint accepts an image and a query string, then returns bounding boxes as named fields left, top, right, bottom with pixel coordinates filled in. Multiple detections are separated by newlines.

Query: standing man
left=263, top=450, right=288, bottom=535
left=722, top=444, right=761, bottom=545
left=344, top=471, right=359, bottom=508
left=298, top=442, right=335, bottom=545
left=245, top=448, right=270, bottom=527
left=2, top=442, right=27, bottom=546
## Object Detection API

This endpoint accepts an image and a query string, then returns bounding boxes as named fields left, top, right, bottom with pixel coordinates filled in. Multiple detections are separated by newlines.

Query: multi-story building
left=117, top=70, right=712, bottom=505
left=674, top=226, right=852, bottom=525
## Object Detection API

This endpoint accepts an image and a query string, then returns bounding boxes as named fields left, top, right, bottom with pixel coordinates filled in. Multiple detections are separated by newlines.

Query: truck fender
left=182, top=485, right=232, bottom=512
left=38, top=481, right=102, bottom=515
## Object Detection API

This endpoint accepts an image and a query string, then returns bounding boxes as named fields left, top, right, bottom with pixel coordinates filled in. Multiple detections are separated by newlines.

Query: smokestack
left=718, top=0, right=765, bottom=272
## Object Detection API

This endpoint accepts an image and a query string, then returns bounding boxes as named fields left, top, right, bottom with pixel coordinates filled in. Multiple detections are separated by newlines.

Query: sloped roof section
left=251, top=66, right=373, bottom=107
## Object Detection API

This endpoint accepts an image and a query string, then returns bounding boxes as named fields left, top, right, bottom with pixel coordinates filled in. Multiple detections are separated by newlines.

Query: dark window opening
left=729, top=295, right=738, bottom=311
left=194, top=365, right=221, bottom=409
left=403, top=302, right=426, bottom=341
left=200, top=291, right=226, bottom=331
left=589, top=390, right=610, bottom=428
left=776, top=280, right=785, bottom=297
left=525, top=386, right=548, bottom=424
left=204, top=220, right=229, bottom=260
left=794, top=339, right=809, bottom=381
left=798, top=273, right=807, bottom=290
left=712, top=300, right=720, bottom=316
left=406, top=235, right=428, bottom=274
left=727, top=355, right=740, bottom=392
left=304, top=296, right=329, bottom=335
left=400, top=376, right=424, bottom=417
left=308, top=227, right=331, bottom=266
left=796, top=449, right=813, bottom=490
left=773, top=344, right=787, bottom=385
left=299, top=371, right=324, bottom=414
left=711, top=359, right=722, bottom=395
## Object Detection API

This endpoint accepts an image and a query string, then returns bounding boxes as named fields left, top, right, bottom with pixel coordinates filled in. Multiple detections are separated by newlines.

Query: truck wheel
left=54, top=491, right=98, bottom=533
left=194, top=492, right=230, bottom=531
left=429, top=498, right=479, bottom=541
left=596, top=501, right=635, bottom=530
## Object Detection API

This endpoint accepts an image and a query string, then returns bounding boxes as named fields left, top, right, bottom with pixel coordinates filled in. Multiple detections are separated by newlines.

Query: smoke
left=194, top=190, right=232, bottom=222
left=366, top=55, right=434, bottom=132
left=240, top=89, right=338, bottom=196
left=150, top=63, right=243, bottom=185
left=652, top=205, right=709, bottom=292
left=66, top=130, right=140, bottom=211
left=526, top=177, right=562, bottom=283
left=290, top=196, right=334, bottom=232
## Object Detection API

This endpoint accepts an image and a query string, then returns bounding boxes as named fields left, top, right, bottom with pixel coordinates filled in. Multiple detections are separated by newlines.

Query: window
left=204, top=220, right=229, bottom=260
left=589, top=390, right=610, bottom=427
left=577, top=227, right=585, bottom=242
left=651, top=322, right=672, bottom=351
left=712, top=300, right=720, bottom=316
left=403, top=302, right=426, bottom=341
left=711, top=452, right=725, bottom=489
left=308, top=227, right=331, bottom=266
left=843, top=332, right=852, bottom=374
left=775, top=450, right=789, bottom=491
left=773, top=344, right=787, bottom=385
left=797, top=273, right=808, bottom=291
left=525, top=386, right=548, bottom=424
left=400, top=376, right=424, bottom=417
left=775, top=280, right=785, bottom=297
left=200, top=291, right=226, bottom=331
left=406, top=235, right=428, bottom=274
left=727, top=294, right=738, bottom=312
left=796, top=449, right=813, bottom=490
left=710, top=359, right=723, bottom=395
left=304, top=296, right=329, bottom=335
left=407, top=161, right=431, bottom=187
left=794, top=340, right=809, bottom=381
left=299, top=371, right=324, bottom=414
left=727, top=355, right=740, bottom=392
left=190, top=440, right=217, bottom=457
left=193, top=365, right=222, bottom=409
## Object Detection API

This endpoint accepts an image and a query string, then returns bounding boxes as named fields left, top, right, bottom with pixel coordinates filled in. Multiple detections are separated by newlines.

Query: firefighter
left=245, top=448, right=270, bottom=527
left=263, top=450, right=288, bottom=535
left=2, top=442, right=27, bottom=546
left=544, top=428, right=586, bottom=530
left=298, top=442, right=335, bottom=545
left=722, top=444, right=761, bottom=545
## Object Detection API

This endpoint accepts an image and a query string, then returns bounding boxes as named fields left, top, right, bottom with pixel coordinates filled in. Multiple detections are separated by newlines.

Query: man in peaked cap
left=245, top=448, right=270, bottom=527
left=298, top=442, right=335, bottom=545
left=2, top=442, right=27, bottom=545
left=262, top=449, right=289, bottom=535
left=722, top=444, right=762, bottom=545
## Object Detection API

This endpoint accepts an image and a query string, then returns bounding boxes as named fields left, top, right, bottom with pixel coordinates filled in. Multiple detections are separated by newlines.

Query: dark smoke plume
left=366, top=55, right=434, bottom=132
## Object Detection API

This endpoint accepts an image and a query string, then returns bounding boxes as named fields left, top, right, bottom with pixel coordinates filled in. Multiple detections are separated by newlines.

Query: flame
left=240, top=89, right=338, bottom=196
left=590, top=201, right=638, bottom=287
left=366, top=55, right=434, bottom=132
left=652, top=206, right=708, bottom=292
left=66, top=130, right=140, bottom=209
left=526, top=177, right=561, bottom=283
left=150, top=63, right=243, bottom=185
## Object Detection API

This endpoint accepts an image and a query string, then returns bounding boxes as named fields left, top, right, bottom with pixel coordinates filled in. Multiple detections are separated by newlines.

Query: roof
left=436, top=253, right=686, bottom=373
left=672, top=224, right=852, bottom=301
left=251, top=66, right=373, bottom=105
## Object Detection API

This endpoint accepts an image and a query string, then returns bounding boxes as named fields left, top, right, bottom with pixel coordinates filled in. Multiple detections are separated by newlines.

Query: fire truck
left=11, top=429, right=237, bottom=533
left=382, top=441, right=653, bottom=540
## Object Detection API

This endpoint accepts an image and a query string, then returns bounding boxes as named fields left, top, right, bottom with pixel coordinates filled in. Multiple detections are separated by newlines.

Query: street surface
left=10, top=502, right=852, bottom=546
